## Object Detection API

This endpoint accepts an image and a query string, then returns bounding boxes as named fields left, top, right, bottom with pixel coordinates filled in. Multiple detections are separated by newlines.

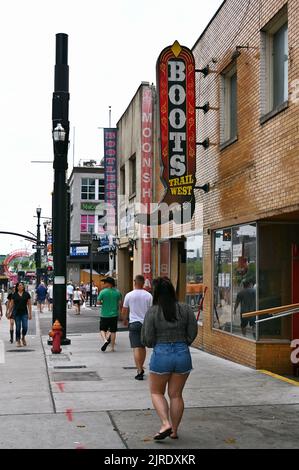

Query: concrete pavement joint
left=107, top=411, right=129, bottom=449
left=38, top=310, right=57, bottom=413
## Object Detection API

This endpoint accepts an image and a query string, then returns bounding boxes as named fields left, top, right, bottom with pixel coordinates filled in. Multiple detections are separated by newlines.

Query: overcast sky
left=0, top=0, right=222, bottom=255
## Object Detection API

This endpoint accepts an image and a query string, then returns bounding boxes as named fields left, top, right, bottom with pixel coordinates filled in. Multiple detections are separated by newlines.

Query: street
left=0, top=304, right=299, bottom=450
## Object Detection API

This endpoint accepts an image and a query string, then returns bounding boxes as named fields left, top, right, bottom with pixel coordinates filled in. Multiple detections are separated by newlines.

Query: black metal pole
left=36, top=210, right=41, bottom=285
left=51, top=33, right=70, bottom=345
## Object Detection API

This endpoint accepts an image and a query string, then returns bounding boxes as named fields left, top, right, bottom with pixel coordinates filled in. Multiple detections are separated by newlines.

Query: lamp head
left=231, top=49, right=241, bottom=60
left=36, top=207, right=41, bottom=216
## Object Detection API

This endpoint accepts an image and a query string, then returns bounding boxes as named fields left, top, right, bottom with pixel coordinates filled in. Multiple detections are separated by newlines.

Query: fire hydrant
left=49, top=320, right=63, bottom=354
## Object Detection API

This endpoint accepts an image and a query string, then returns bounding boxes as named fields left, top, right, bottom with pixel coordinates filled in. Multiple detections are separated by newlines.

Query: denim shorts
left=129, top=321, right=145, bottom=348
left=149, top=342, right=193, bottom=375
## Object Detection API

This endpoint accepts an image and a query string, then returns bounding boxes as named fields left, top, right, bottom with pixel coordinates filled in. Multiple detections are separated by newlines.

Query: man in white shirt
left=67, top=282, right=74, bottom=308
left=47, top=282, right=53, bottom=311
left=122, top=275, right=152, bottom=380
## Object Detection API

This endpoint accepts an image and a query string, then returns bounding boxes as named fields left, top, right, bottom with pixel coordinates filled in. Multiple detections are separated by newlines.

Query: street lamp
left=36, top=207, right=41, bottom=286
left=50, top=33, right=71, bottom=345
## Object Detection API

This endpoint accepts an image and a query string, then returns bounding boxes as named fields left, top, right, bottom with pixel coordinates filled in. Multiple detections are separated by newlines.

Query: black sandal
left=154, top=428, right=172, bottom=440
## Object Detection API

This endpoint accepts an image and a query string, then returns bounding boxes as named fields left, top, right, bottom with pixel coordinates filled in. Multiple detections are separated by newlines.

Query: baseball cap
left=101, top=276, right=115, bottom=286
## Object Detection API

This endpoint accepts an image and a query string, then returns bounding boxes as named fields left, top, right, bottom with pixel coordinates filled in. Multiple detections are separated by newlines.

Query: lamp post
left=51, top=33, right=70, bottom=345
left=36, top=207, right=41, bottom=286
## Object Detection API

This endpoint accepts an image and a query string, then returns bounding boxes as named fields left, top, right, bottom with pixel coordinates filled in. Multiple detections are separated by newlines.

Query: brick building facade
left=192, top=0, right=299, bottom=374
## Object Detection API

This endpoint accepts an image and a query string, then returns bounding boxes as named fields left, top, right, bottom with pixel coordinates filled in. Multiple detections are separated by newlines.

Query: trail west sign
left=157, top=40, right=196, bottom=209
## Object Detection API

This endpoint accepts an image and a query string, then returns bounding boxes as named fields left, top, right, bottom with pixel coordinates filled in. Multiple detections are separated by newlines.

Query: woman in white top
left=73, top=287, right=83, bottom=315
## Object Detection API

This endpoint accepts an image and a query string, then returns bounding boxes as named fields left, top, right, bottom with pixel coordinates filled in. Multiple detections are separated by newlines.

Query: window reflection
left=214, top=224, right=257, bottom=338
left=232, top=224, right=257, bottom=339
left=214, top=229, right=232, bottom=331
left=186, top=234, right=203, bottom=323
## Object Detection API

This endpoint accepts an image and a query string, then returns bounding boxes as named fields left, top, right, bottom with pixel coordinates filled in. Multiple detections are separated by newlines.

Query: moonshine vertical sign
left=104, top=129, right=117, bottom=234
left=141, top=86, right=153, bottom=290
left=157, top=40, right=196, bottom=215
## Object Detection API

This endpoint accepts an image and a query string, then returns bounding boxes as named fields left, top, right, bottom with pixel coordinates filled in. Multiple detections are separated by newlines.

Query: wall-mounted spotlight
left=128, top=237, right=137, bottom=252
left=196, top=102, right=210, bottom=113
left=194, top=183, right=210, bottom=193
left=195, top=64, right=209, bottom=77
left=231, top=44, right=258, bottom=61
left=196, top=138, right=210, bottom=149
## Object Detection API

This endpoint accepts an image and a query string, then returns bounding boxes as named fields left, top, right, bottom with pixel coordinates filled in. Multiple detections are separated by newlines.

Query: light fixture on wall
left=194, top=183, right=210, bottom=193
left=196, top=138, right=210, bottom=149
left=231, top=44, right=258, bottom=61
left=128, top=237, right=137, bottom=252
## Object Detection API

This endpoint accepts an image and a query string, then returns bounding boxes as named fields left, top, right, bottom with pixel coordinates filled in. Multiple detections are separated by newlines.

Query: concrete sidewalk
left=1, top=308, right=299, bottom=449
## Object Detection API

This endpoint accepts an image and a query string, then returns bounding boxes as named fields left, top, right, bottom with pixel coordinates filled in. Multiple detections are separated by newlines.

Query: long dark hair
left=152, top=277, right=178, bottom=322
left=15, top=282, right=25, bottom=293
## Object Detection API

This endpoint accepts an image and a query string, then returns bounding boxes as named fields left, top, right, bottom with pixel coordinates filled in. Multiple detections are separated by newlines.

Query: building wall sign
left=104, top=128, right=117, bottom=233
left=157, top=40, right=196, bottom=207
left=141, top=86, right=153, bottom=290
left=69, top=244, right=90, bottom=258
left=81, top=202, right=97, bottom=211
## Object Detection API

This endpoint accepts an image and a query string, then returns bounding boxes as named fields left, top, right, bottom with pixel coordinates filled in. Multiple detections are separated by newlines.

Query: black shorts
left=100, top=316, right=118, bottom=333
left=73, top=300, right=80, bottom=305
left=129, top=321, right=145, bottom=348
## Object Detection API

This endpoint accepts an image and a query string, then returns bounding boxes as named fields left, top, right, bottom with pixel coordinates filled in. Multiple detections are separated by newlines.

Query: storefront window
left=214, top=224, right=257, bottom=337
left=232, top=224, right=257, bottom=339
left=214, top=229, right=232, bottom=331
left=186, top=234, right=203, bottom=323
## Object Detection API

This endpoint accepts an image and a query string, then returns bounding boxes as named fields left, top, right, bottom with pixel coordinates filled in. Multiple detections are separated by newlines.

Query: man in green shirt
left=97, top=277, right=122, bottom=352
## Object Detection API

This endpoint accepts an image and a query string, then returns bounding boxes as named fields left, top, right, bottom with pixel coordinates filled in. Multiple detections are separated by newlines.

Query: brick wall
left=192, top=0, right=298, bottom=373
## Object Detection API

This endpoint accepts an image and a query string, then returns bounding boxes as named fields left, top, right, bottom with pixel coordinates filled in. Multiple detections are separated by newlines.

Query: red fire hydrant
left=49, top=320, right=63, bottom=354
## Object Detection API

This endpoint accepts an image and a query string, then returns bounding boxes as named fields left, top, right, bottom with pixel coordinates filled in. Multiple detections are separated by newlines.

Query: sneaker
left=135, top=369, right=145, bottom=380
left=101, top=341, right=109, bottom=352
left=16, top=341, right=22, bottom=347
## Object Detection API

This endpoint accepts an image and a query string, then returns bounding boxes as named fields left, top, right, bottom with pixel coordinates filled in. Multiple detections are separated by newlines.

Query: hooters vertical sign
left=141, top=86, right=153, bottom=290
left=157, top=40, right=196, bottom=213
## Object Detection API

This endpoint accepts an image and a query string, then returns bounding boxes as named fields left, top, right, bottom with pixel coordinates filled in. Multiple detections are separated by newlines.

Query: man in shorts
left=97, top=277, right=122, bottom=352
left=122, top=275, right=152, bottom=380
left=36, top=281, right=47, bottom=313
left=234, top=280, right=256, bottom=337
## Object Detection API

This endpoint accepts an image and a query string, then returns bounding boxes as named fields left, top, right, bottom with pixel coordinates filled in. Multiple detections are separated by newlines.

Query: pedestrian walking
left=92, top=282, right=98, bottom=307
left=5, top=287, right=15, bottom=343
left=85, top=282, right=91, bottom=306
left=141, top=277, right=198, bottom=440
left=73, top=286, right=83, bottom=314
left=80, top=282, right=87, bottom=303
left=47, top=282, right=53, bottom=311
left=36, top=281, right=47, bottom=313
left=97, top=277, right=122, bottom=352
left=10, top=282, right=32, bottom=347
left=67, top=281, right=74, bottom=308
left=122, top=275, right=152, bottom=380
